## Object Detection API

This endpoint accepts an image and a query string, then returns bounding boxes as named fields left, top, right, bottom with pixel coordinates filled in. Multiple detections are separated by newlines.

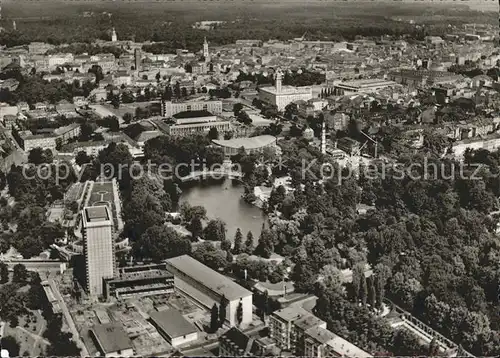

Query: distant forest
left=0, top=2, right=496, bottom=51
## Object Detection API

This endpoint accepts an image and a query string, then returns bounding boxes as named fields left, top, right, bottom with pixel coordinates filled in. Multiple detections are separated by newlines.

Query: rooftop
left=306, top=326, right=371, bottom=358
left=166, top=255, right=251, bottom=300
left=113, top=268, right=173, bottom=282
left=84, top=206, right=110, bottom=223
left=273, top=306, right=311, bottom=323
left=212, top=135, right=276, bottom=150
left=294, top=314, right=326, bottom=332
left=90, top=323, right=133, bottom=354
left=305, top=326, right=337, bottom=344
left=219, top=327, right=262, bottom=356
left=149, top=309, right=198, bottom=339
left=259, top=85, right=312, bottom=95
left=336, top=78, right=397, bottom=88
left=172, top=110, right=214, bottom=119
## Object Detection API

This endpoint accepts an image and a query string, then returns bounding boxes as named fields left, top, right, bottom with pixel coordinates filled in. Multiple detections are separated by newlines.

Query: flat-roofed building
left=294, top=314, right=328, bottom=355
left=304, top=326, right=371, bottom=358
left=161, top=100, right=222, bottom=118
left=82, top=206, right=115, bottom=297
left=269, top=305, right=370, bottom=357
left=41, top=281, right=62, bottom=314
left=64, top=140, right=109, bottom=156
left=333, top=79, right=398, bottom=95
left=212, top=135, right=277, bottom=157
left=235, top=40, right=263, bottom=47
left=0, top=104, right=17, bottom=120
left=103, top=263, right=174, bottom=300
left=259, top=70, right=312, bottom=111
left=166, top=255, right=253, bottom=327
left=336, top=137, right=360, bottom=156
left=164, top=109, right=230, bottom=137
left=172, top=110, right=218, bottom=124
left=54, top=123, right=81, bottom=144
left=90, top=323, right=134, bottom=357
left=22, top=134, right=57, bottom=152
left=149, top=309, right=199, bottom=347
left=168, top=120, right=230, bottom=137
left=388, top=69, right=465, bottom=89
left=270, top=306, right=323, bottom=352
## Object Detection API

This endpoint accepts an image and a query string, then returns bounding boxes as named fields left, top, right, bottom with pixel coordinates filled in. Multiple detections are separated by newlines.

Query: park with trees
left=0, top=264, right=80, bottom=356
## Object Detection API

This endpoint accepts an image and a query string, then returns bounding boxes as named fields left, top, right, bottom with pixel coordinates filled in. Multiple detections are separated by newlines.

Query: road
left=89, top=104, right=123, bottom=124
left=48, top=279, right=89, bottom=357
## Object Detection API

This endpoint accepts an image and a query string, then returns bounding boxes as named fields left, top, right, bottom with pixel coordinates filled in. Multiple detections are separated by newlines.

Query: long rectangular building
left=166, top=255, right=253, bottom=327
left=103, top=263, right=174, bottom=300
left=333, top=79, right=398, bottom=95
left=82, top=206, right=115, bottom=297
left=168, top=120, right=231, bottom=137
left=161, top=100, right=223, bottom=118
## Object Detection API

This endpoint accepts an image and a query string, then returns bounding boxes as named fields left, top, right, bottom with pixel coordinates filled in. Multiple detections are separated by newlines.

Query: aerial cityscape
left=0, top=0, right=499, bottom=357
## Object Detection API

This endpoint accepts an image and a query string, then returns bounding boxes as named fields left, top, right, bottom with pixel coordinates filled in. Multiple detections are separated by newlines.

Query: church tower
left=203, top=37, right=210, bottom=62
left=275, top=70, right=283, bottom=94
left=111, top=28, right=118, bottom=42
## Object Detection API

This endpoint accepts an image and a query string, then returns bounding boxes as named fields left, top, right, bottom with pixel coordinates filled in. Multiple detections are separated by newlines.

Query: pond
left=180, top=178, right=268, bottom=241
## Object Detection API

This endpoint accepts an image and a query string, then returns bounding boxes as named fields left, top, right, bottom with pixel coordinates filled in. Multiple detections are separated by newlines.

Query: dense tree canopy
left=134, top=225, right=191, bottom=262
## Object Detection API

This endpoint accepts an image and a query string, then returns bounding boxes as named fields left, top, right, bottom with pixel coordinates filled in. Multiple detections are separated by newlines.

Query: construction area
left=56, top=269, right=212, bottom=356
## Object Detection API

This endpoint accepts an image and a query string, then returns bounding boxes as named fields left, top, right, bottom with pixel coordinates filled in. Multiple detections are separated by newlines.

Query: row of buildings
left=81, top=203, right=253, bottom=324
left=80, top=202, right=369, bottom=357
left=217, top=304, right=371, bottom=358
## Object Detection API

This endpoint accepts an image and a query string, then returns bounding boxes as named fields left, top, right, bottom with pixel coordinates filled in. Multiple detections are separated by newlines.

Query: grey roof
left=305, top=326, right=337, bottom=344
left=212, top=135, right=276, bottom=150
left=91, top=323, right=133, bottom=354
left=166, top=255, right=251, bottom=300
left=294, top=314, right=325, bottom=332
left=84, top=206, right=109, bottom=222
left=305, top=326, right=372, bottom=357
left=219, top=327, right=262, bottom=356
left=149, top=309, right=198, bottom=339
left=273, top=306, right=310, bottom=323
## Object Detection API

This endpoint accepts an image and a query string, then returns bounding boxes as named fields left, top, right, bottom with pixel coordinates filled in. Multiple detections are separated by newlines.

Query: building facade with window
left=166, top=255, right=253, bottom=327
left=82, top=206, right=115, bottom=297
left=259, top=70, right=313, bottom=111
left=161, top=100, right=223, bottom=118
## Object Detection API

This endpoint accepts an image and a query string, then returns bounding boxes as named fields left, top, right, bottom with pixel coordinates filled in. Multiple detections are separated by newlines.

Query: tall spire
left=203, top=37, right=209, bottom=62
left=321, top=121, right=326, bottom=155
left=111, top=27, right=117, bottom=42
left=275, top=69, right=283, bottom=94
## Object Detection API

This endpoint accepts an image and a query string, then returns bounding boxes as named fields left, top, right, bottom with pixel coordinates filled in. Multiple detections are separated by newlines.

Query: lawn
left=89, top=181, right=119, bottom=229
left=3, top=309, right=49, bottom=357
left=89, top=182, right=114, bottom=206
